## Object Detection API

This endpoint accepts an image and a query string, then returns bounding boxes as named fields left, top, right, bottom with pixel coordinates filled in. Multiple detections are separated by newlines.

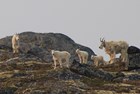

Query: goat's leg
left=54, top=60, right=57, bottom=69
left=110, top=52, right=116, bottom=64
left=58, top=59, right=63, bottom=68
left=121, top=50, right=128, bottom=62
left=121, top=50, right=129, bottom=70
left=95, top=61, right=98, bottom=66
left=66, top=58, right=70, bottom=68
left=78, top=55, right=82, bottom=63
left=84, top=56, right=88, bottom=64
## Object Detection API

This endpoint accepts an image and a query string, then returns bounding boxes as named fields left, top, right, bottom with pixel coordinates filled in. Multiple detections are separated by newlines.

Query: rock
left=113, top=72, right=140, bottom=82
left=115, top=72, right=125, bottom=78
left=47, top=68, right=82, bottom=80
left=127, top=46, right=140, bottom=54
left=0, top=32, right=96, bottom=62
left=0, top=87, right=17, bottom=94
left=70, top=59, right=114, bottom=81
left=128, top=74, right=140, bottom=80
left=127, top=46, right=140, bottom=70
left=0, top=44, right=12, bottom=51
left=27, top=46, right=51, bottom=62
left=70, top=60, right=140, bottom=82
left=113, top=77, right=124, bottom=82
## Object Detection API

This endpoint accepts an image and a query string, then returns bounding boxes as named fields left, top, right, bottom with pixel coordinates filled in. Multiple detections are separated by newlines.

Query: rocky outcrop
left=70, top=60, right=140, bottom=82
left=0, top=32, right=95, bottom=62
left=70, top=60, right=114, bottom=81
left=127, top=46, right=140, bottom=69
left=127, top=46, right=140, bottom=54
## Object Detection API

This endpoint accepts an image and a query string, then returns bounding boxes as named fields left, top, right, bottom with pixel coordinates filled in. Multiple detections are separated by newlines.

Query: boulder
left=127, top=46, right=140, bottom=69
left=127, top=46, right=140, bottom=54
left=70, top=59, right=114, bottom=81
left=0, top=32, right=95, bottom=62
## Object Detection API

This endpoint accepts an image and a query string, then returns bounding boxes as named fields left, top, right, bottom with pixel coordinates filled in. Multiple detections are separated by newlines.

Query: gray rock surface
left=0, top=31, right=95, bottom=62
left=70, top=59, right=114, bottom=81
left=128, top=46, right=140, bottom=69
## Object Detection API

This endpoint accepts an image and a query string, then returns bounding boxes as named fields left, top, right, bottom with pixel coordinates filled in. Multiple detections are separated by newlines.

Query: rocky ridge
left=0, top=32, right=95, bottom=63
left=0, top=32, right=139, bottom=94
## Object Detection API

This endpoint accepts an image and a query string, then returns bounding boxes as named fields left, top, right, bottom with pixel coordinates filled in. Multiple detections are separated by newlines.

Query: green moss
left=81, top=77, right=109, bottom=87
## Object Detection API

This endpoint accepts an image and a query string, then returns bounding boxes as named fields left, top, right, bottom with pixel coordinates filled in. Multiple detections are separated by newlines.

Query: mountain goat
left=76, top=49, right=88, bottom=64
left=91, top=55, right=106, bottom=66
left=99, top=38, right=129, bottom=64
left=12, top=34, right=20, bottom=53
left=51, top=50, right=71, bottom=69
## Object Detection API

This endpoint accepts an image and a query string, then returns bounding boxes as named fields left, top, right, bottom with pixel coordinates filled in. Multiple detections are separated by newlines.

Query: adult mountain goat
left=76, top=49, right=88, bottom=64
left=51, top=50, right=71, bottom=69
left=99, top=38, right=129, bottom=64
left=12, top=34, right=20, bottom=53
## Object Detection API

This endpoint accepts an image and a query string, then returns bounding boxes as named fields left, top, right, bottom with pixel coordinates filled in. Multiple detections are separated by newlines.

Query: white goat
left=99, top=38, right=129, bottom=64
left=76, top=49, right=88, bottom=64
left=12, top=34, right=20, bottom=53
left=51, top=50, right=71, bottom=69
left=91, top=55, right=106, bottom=66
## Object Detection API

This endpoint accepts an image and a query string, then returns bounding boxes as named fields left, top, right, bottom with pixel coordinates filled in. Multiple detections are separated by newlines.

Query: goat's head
left=99, top=38, right=105, bottom=49
left=91, top=55, right=94, bottom=60
left=15, top=34, right=20, bottom=41
left=51, top=50, right=55, bottom=55
left=76, top=49, right=80, bottom=54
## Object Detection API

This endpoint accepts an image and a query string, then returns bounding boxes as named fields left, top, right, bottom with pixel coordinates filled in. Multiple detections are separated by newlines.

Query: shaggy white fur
left=76, top=49, right=88, bottom=64
left=51, top=50, right=71, bottom=69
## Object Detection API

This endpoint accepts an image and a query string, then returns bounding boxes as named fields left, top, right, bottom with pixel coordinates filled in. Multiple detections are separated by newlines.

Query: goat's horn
left=101, top=38, right=104, bottom=42
left=100, top=38, right=104, bottom=42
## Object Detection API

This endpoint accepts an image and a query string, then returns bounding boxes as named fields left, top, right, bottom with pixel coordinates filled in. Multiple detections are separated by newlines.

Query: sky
left=0, top=0, right=140, bottom=60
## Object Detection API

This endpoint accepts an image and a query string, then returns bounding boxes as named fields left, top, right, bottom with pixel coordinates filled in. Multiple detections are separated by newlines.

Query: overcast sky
left=0, top=0, right=140, bottom=60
